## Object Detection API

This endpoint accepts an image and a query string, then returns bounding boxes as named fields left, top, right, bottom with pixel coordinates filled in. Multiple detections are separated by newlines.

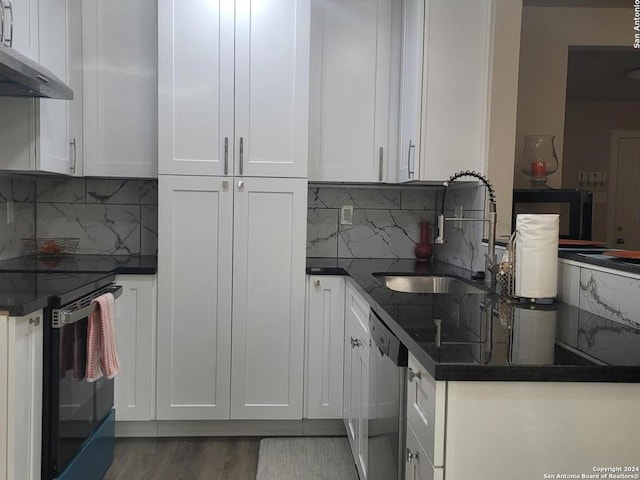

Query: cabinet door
left=6, top=311, right=43, bottom=480
left=397, top=0, right=424, bottom=183
left=5, top=0, right=39, bottom=61
left=405, top=423, right=443, bottom=480
left=84, top=0, right=158, bottom=177
left=158, top=0, right=234, bottom=176
left=234, top=0, right=309, bottom=178
left=157, top=176, right=233, bottom=420
left=0, top=0, right=76, bottom=175
left=230, top=177, right=307, bottom=419
left=114, top=275, right=157, bottom=422
left=343, top=318, right=357, bottom=461
left=407, top=353, right=445, bottom=467
left=355, top=335, right=370, bottom=480
left=419, top=0, right=491, bottom=181
left=37, top=0, right=72, bottom=175
left=305, top=275, right=345, bottom=419
left=344, top=316, right=370, bottom=480
left=308, top=0, right=392, bottom=182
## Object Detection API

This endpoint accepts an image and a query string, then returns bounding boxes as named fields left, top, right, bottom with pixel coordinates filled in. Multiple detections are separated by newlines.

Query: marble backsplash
left=35, top=178, right=158, bottom=256
left=0, top=175, right=36, bottom=260
left=307, top=184, right=486, bottom=272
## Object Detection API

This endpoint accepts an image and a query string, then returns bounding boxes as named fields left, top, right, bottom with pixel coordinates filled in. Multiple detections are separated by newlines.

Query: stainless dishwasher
left=368, top=310, right=408, bottom=480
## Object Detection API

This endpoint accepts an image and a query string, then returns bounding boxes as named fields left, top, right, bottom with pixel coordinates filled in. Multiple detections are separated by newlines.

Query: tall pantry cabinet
left=157, top=0, right=309, bottom=421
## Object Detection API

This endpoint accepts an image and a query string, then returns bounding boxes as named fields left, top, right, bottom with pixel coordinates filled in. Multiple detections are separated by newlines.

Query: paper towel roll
left=515, top=214, right=559, bottom=299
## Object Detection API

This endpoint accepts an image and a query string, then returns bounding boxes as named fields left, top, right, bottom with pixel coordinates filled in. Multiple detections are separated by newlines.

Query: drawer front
left=405, top=423, right=444, bottom=480
left=345, top=280, right=370, bottom=349
left=406, top=354, right=445, bottom=467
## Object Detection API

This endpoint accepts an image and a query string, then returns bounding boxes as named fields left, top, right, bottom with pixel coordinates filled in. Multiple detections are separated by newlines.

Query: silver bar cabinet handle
left=378, top=147, right=383, bottom=181
left=1, top=0, right=5, bottom=45
left=5, top=0, right=12, bottom=47
left=224, top=137, right=229, bottom=175
left=408, top=141, right=415, bottom=178
left=239, top=137, right=244, bottom=175
left=70, top=138, right=77, bottom=174
left=408, top=367, right=421, bottom=382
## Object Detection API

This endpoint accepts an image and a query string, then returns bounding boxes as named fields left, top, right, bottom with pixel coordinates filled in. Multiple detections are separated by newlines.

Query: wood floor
left=103, top=437, right=260, bottom=480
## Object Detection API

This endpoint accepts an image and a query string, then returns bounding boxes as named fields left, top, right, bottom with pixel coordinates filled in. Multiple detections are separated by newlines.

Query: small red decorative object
left=415, top=221, right=433, bottom=261
left=530, top=161, right=546, bottom=178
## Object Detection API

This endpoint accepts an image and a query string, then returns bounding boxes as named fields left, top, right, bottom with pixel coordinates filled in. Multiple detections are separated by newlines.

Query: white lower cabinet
left=157, top=175, right=233, bottom=420
left=229, top=177, right=307, bottom=420
left=343, top=280, right=371, bottom=480
left=405, top=423, right=442, bottom=480
left=305, top=275, right=345, bottom=419
left=0, top=310, right=43, bottom=480
left=113, top=275, right=157, bottom=422
left=157, top=175, right=307, bottom=421
left=406, top=354, right=445, bottom=467
left=405, top=353, right=445, bottom=479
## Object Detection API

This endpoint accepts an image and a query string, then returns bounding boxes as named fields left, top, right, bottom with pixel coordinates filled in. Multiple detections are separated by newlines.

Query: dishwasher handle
left=369, top=310, right=408, bottom=367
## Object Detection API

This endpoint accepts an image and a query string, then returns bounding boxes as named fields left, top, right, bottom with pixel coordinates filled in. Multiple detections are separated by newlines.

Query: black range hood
left=0, top=45, right=72, bottom=99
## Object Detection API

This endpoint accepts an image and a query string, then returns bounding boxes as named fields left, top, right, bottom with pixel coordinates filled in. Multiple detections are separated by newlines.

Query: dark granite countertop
left=558, top=251, right=640, bottom=276
left=307, top=257, right=640, bottom=382
left=0, top=255, right=156, bottom=316
left=0, top=272, right=116, bottom=316
left=0, top=255, right=157, bottom=275
left=493, top=237, right=640, bottom=276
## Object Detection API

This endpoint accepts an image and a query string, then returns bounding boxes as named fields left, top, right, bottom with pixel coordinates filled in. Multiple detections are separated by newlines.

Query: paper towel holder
left=501, top=230, right=557, bottom=305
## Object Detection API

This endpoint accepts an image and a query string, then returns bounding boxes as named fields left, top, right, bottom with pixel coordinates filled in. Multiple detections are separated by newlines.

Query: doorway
left=608, top=131, right=640, bottom=250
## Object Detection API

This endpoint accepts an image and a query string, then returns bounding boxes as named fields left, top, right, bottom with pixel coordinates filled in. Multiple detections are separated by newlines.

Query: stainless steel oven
left=42, top=282, right=122, bottom=480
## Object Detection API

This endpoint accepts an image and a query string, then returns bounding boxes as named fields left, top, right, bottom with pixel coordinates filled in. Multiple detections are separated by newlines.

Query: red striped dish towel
left=86, top=292, right=121, bottom=382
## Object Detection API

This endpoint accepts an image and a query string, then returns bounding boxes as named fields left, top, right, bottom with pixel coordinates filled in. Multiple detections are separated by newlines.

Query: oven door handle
left=52, top=285, right=123, bottom=328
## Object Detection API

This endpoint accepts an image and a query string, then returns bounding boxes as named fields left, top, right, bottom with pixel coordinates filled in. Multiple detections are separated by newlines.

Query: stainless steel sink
left=375, top=275, right=488, bottom=295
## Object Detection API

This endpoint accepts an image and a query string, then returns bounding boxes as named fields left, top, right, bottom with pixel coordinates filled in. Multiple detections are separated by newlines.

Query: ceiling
left=524, top=0, right=634, bottom=7
left=566, top=48, right=640, bottom=101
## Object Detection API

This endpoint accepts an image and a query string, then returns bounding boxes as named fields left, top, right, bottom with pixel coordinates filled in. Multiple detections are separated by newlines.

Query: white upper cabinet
left=413, top=0, right=492, bottom=181
left=397, top=0, right=424, bottom=183
left=0, top=0, right=78, bottom=175
left=4, top=0, right=39, bottom=61
left=158, top=0, right=234, bottom=177
left=82, top=0, right=158, bottom=177
left=159, top=0, right=309, bottom=178
left=38, top=0, right=77, bottom=176
left=308, top=0, right=397, bottom=182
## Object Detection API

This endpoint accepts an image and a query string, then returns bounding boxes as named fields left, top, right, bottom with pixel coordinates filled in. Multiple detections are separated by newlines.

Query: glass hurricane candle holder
left=519, top=135, right=559, bottom=187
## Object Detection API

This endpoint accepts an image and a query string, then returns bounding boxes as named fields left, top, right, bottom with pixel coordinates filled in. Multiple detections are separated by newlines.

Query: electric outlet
left=6, top=201, right=14, bottom=224
left=340, top=205, right=353, bottom=225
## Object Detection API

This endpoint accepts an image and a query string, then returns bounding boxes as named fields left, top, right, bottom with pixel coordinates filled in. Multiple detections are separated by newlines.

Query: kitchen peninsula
left=308, top=256, right=640, bottom=479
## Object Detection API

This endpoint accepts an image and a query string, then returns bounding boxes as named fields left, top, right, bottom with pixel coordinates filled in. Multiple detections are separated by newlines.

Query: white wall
left=486, top=0, right=522, bottom=237
left=515, top=6, right=632, bottom=188
left=563, top=101, right=640, bottom=241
